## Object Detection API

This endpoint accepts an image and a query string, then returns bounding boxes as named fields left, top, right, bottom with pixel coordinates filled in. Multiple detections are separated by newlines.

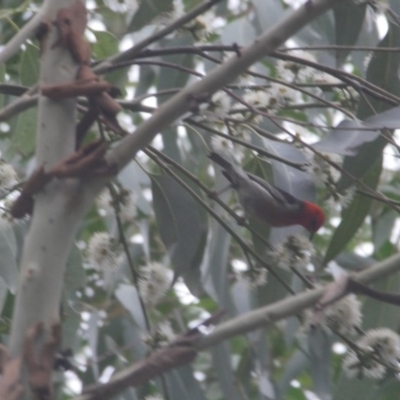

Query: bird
left=209, top=152, right=325, bottom=236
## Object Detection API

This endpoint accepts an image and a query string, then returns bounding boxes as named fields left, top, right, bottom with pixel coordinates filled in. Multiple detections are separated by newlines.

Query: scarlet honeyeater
left=209, top=152, right=324, bottom=235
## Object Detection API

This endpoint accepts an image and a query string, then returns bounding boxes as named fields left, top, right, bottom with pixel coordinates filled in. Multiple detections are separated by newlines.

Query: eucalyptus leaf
left=128, top=0, right=173, bottom=32
left=324, top=157, right=381, bottom=263
left=333, top=2, right=366, bottom=66
left=211, top=343, right=242, bottom=400
left=115, top=284, right=147, bottom=330
left=164, top=365, right=207, bottom=400
left=309, top=329, right=332, bottom=400
left=338, top=22, right=400, bottom=189
left=20, top=43, right=39, bottom=87
left=13, top=108, right=37, bottom=157
left=201, top=218, right=236, bottom=315
left=152, top=174, right=207, bottom=295
left=91, top=30, right=119, bottom=59
left=0, top=221, right=18, bottom=292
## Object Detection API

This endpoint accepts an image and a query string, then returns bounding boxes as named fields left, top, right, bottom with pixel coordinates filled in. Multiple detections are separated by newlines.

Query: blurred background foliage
left=2, top=0, right=400, bottom=399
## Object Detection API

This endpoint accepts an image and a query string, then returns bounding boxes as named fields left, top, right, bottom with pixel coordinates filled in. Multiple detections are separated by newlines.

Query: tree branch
left=73, top=251, right=400, bottom=400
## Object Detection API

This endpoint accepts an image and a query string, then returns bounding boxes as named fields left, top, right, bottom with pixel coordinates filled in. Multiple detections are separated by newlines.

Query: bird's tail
left=209, top=152, right=241, bottom=187
left=208, top=152, right=233, bottom=170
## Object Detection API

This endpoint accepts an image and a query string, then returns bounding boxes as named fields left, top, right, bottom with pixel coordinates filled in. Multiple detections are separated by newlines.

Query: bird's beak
left=309, top=231, right=315, bottom=241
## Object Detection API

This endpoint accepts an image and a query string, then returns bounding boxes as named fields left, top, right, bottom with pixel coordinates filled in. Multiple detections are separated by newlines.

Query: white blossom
left=118, top=189, right=137, bottom=222
left=96, top=189, right=113, bottom=213
left=0, top=162, right=18, bottom=190
left=186, top=11, right=216, bottom=41
left=276, top=50, right=316, bottom=82
left=343, top=328, right=400, bottom=379
left=264, top=83, right=299, bottom=114
left=211, top=135, right=235, bottom=156
left=323, top=294, right=363, bottom=335
left=96, top=188, right=137, bottom=222
left=243, top=90, right=271, bottom=108
left=141, top=321, right=176, bottom=348
left=327, top=186, right=357, bottom=211
left=171, top=0, right=185, bottom=19
left=334, top=86, right=359, bottom=107
left=362, top=328, right=400, bottom=363
left=270, top=235, right=314, bottom=270
left=209, top=91, right=231, bottom=118
left=343, top=345, right=386, bottom=379
left=138, top=262, right=171, bottom=307
left=302, top=150, right=341, bottom=187
left=239, top=85, right=298, bottom=120
left=235, top=266, right=267, bottom=288
left=87, top=232, right=119, bottom=271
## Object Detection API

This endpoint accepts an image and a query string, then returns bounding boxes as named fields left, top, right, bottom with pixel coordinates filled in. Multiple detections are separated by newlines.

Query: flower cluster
left=96, top=187, right=137, bottom=222
left=0, top=162, right=18, bottom=192
left=138, top=262, right=171, bottom=307
left=322, top=294, right=363, bottom=336
left=270, top=234, right=314, bottom=270
left=276, top=50, right=316, bottom=83
left=209, top=91, right=231, bottom=119
left=87, top=232, right=119, bottom=271
left=236, top=83, right=298, bottom=121
left=235, top=266, right=268, bottom=288
left=141, top=321, right=176, bottom=348
left=343, top=328, right=400, bottom=379
left=302, top=150, right=341, bottom=188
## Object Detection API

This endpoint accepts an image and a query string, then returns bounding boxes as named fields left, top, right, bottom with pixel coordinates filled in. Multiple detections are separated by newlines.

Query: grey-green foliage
left=1, top=0, right=400, bottom=399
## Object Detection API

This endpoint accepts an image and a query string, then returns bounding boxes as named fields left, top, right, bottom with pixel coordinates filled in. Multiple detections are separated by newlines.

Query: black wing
left=246, top=172, right=300, bottom=206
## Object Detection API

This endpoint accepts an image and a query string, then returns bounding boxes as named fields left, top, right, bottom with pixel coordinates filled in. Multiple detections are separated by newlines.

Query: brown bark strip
left=10, top=167, right=50, bottom=219
left=24, top=323, right=61, bottom=400
left=10, top=141, right=116, bottom=218
left=54, top=0, right=89, bottom=65
left=41, top=81, right=112, bottom=100
left=0, top=345, right=24, bottom=400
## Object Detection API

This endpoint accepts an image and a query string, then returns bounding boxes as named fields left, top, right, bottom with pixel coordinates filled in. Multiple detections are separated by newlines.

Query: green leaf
left=372, top=209, right=397, bottom=253
left=12, top=108, right=37, bottom=157
left=0, top=221, right=18, bottom=292
left=338, top=22, right=400, bottom=189
left=91, top=30, right=119, bottom=59
left=115, top=284, right=147, bottom=330
left=368, top=379, right=400, bottom=400
left=279, top=350, right=310, bottom=396
left=19, top=43, right=39, bottom=86
left=308, top=329, right=332, bottom=400
left=162, top=126, right=181, bottom=162
left=333, top=377, right=376, bottom=400
left=0, top=277, right=8, bottom=317
left=157, top=36, right=195, bottom=102
left=334, top=2, right=366, bottom=65
left=363, top=270, right=400, bottom=331
left=151, top=174, right=207, bottom=295
left=250, top=0, right=283, bottom=36
left=324, top=157, right=382, bottom=263
left=128, top=0, right=173, bottom=32
left=61, top=304, right=81, bottom=352
left=135, top=65, right=155, bottom=99
left=202, top=219, right=236, bottom=315
left=165, top=365, right=207, bottom=400
left=65, top=244, right=86, bottom=292
left=211, top=343, right=242, bottom=400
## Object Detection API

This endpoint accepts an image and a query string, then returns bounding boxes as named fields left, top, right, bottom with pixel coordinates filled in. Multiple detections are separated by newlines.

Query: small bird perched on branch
left=209, top=152, right=324, bottom=237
